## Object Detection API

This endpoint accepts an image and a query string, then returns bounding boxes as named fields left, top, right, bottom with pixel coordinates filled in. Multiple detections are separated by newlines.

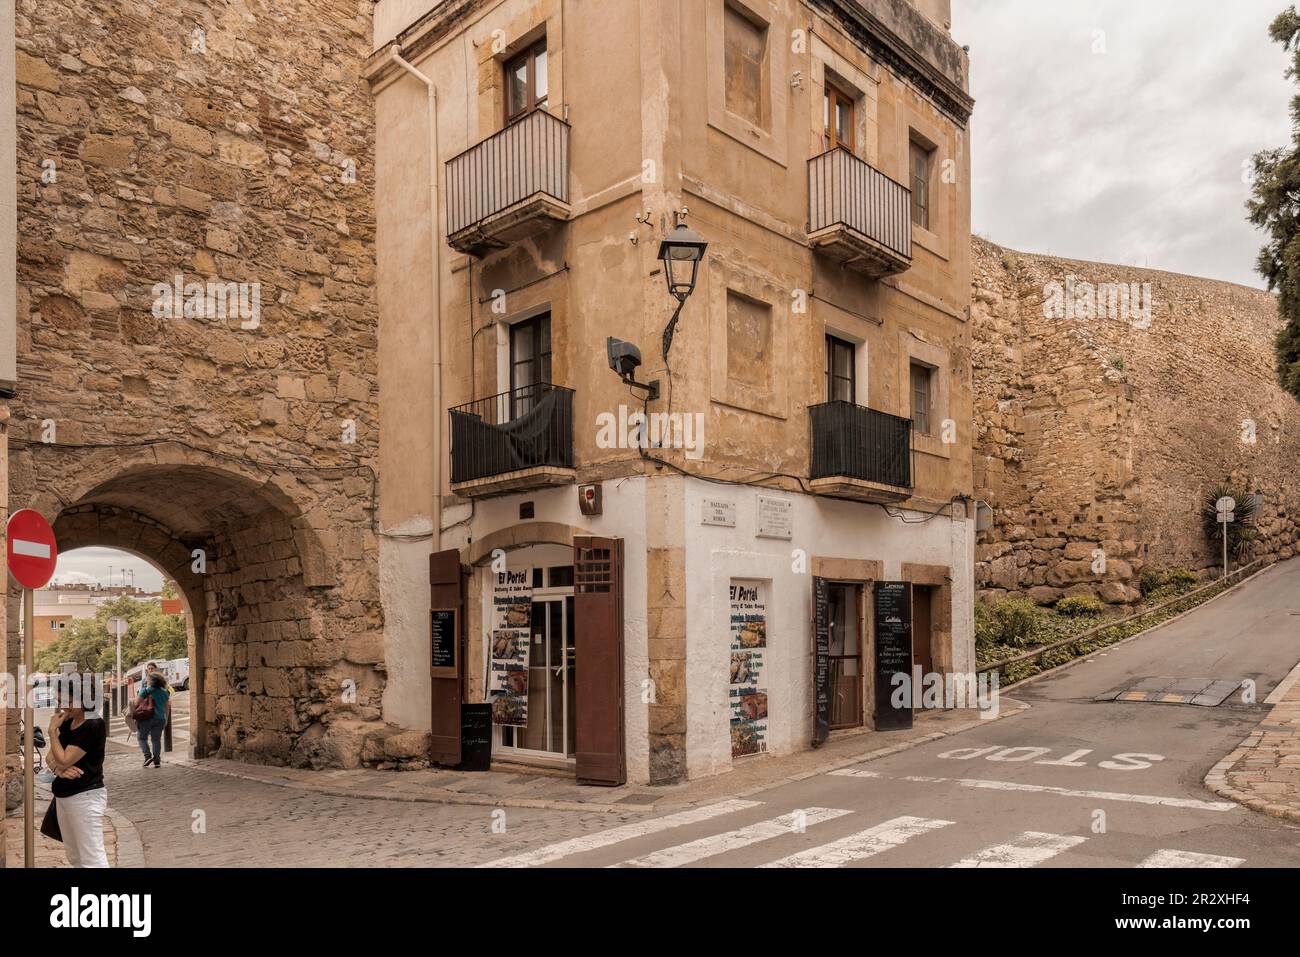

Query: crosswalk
left=480, top=800, right=1250, bottom=869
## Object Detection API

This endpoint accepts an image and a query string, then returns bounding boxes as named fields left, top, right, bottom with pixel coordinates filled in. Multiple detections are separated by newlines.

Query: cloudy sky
left=51, top=547, right=166, bottom=592
left=952, top=0, right=1296, bottom=287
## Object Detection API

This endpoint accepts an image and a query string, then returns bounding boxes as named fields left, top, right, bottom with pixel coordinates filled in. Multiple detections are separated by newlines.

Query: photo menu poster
left=729, top=579, right=769, bottom=758
left=488, top=566, right=532, bottom=727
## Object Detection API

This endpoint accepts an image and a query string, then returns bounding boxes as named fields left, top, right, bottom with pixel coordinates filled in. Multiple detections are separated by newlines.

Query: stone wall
left=972, top=237, right=1300, bottom=604
left=5, top=0, right=388, bottom=771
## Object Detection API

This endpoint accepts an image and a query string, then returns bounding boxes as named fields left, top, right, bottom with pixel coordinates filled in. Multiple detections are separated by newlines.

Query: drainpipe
left=389, top=45, right=443, bottom=551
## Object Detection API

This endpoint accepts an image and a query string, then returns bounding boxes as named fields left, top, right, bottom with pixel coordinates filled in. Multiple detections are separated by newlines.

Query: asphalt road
left=488, top=559, right=1300, bottom=868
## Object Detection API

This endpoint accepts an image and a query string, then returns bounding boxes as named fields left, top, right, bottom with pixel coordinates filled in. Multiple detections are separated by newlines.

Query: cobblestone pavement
left=4, top=800, right=118, bottom=868
left=102, top=752, right=646, bottom=867
left=1208, top=659, right=1300, bottom=823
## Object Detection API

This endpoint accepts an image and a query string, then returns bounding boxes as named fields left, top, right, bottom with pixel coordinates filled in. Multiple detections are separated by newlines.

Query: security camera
left=607, top=337, right=643, bottom=381
left=605, top=336, right=659, bottom=401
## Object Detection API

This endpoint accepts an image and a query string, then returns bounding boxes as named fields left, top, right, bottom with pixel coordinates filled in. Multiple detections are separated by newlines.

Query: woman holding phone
left=46, top=678, right=109, bottom=868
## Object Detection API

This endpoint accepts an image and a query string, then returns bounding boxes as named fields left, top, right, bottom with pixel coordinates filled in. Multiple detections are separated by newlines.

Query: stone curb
left=104, top=803, right=146, bottom=868
left=172, top=699, right=1029, bottom=814
left=1203, top=658, right=1300, bottom=825
left=991, top=560, right=1282, bottom=694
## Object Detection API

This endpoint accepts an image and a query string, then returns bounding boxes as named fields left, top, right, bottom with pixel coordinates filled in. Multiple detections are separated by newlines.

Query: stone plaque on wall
left=756, top=495, right=793, bottom=540
left=702, top=498, right=737, bottom=527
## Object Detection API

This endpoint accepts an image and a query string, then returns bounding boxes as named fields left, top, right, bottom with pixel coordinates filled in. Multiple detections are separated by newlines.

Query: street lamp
left=657, top=223, right=708, bottom=303
left=108, top=616, right=127, bottom=718
left=657, top=223, right=708, bottom=361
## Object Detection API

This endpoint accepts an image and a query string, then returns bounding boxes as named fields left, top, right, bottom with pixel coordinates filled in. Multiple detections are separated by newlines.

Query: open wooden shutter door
left=429, top=548, right=465, bottom=766
left=574, top=536, right=626, bottom=785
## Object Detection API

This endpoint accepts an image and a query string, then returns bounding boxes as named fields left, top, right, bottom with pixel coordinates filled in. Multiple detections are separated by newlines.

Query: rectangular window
left=825, top=334, right=856, bottom=403
left=724, top=4, right=766, bottom=127
left=510, top=312, right=552, bottom=416
left=823, top=82, right=854, bottom=151
left=910, top=362, right=932, bottom=435
left=505, top=39, right=548, bottom=124
left=910, top=139, right=932, bottom=229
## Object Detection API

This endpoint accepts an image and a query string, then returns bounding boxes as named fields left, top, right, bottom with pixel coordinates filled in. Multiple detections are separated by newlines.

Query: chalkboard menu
left=456, top=704, right=492, bottom=772
left=430, top=608, right=459, bottom=678
left=812, top=577, right=830, bottom=746
left=873, top=581, right=913, bottom=731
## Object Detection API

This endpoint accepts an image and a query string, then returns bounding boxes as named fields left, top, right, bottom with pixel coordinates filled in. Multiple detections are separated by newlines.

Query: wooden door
left=573, top=536, right=626, bottom=785
left=912, top=584, right=934, bottom=706
left=429, top=548, right=465, bottom=766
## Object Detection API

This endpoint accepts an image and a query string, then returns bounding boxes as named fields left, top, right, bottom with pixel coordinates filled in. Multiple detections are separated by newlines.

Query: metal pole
left=115, top=619, right=122, bottom=720
left=23, top=587, right=34, bottom=867
left=1223, top=520, right=1229, bottom=580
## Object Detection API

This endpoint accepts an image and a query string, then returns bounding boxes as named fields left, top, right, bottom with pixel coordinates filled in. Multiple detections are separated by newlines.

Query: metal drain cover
left=1094, top=676, right=1243, bottom=707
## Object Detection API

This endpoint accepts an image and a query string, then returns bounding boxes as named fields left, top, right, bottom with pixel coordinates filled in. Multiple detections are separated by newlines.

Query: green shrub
left=976, top=596, right=1041, bottom=648
left=1055, top=595, right=1105, bottom=617
left=1165, top=569, right=1199, bottom=589
left=1139, top=568, right=1164, bottom=596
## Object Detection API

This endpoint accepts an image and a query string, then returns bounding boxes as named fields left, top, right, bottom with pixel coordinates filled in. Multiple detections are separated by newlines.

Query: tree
left=33, top=598, right=187, bottom=674
left=1248, top=6, right=1300, bottom=401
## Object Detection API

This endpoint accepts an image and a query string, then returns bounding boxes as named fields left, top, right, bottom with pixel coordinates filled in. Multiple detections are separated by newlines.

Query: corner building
left=368, top=0, right=976, bottom=785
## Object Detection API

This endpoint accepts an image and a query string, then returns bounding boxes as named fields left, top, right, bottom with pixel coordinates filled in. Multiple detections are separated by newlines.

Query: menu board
left=873, top=581, right=913, bottom=731
left=457, top=704, right=492, bottom=772
left=728, top=580, right=769, bottom=758
left=430, top=608, right=458, bottom=676
left=812, top=577, right=830, bottom=746
left=487, top=567, right=533, bottom=727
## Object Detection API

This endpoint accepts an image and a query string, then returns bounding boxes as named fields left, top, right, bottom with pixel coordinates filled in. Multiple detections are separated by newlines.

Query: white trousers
left=55, top=788, right=109, bottom=868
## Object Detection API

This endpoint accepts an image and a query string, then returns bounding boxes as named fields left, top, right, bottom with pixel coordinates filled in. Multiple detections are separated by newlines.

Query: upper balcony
left=807, top=148, right=912, bottom=278
left=808, top=400, right=913, bottom=503
left=449, top=383, right=575, bottom=498
left=445, top=110, right=572, bottom=256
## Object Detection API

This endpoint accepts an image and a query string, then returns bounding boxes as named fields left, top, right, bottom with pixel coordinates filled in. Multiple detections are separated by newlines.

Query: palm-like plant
left=1202, top=484, right=1259, bottom=560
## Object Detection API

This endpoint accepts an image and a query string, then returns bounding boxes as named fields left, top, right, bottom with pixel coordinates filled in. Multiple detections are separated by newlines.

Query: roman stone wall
left=972, top=237, right=1300, bottom=604
left=5, top=0, right=386, bottom=772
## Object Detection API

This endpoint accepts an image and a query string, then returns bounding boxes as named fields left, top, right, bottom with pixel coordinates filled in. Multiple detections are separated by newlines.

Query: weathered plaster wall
left=972, top=238, right=1300, bottom=604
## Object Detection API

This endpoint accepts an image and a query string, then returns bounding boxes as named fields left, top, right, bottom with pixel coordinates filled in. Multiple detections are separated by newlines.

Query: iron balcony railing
left=809, top=400, right=913, bottom=489
left=445, top=109, right=570, bottom=238
left=449, top=383, right=574, bottom=484
left=808, top=147, right=912, bottom=261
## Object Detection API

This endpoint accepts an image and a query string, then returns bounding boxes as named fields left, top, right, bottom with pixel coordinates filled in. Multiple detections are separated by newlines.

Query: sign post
left=107, top=616, right=127, bottom=719
left=7, top=508, right=59, bottom=868
left=1215, top=496, right=1235, bottom=580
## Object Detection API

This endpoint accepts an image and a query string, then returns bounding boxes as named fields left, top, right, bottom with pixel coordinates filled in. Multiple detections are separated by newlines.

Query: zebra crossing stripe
left=1138, top=849, right=1244, bottom=868
left=477, top=799, right=763, bottom=868
left=613, top=807, right=852, bottom=868
left=760, top=815, right=954, bottom=868
left=949, top=831, right=1087, bottom=868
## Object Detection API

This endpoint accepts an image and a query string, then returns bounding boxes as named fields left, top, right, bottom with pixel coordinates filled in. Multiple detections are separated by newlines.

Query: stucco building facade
left=367, top=0, right=976, bottom=784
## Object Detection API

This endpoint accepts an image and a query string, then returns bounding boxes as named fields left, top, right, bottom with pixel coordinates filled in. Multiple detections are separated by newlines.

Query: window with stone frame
left=910, top=136, right=934, bottom=229
left=504, top=38, right=548, bottom=124
left=910, top=361, right=933, bottom=435
left=723, top=3, right=767, bottom=128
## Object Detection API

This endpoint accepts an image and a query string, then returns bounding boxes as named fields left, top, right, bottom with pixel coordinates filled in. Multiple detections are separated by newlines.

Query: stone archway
left=10, top=442, right=385, bottom=767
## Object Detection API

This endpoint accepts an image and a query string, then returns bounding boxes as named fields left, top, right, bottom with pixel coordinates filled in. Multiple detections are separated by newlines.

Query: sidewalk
left=4, top=784, right=121, bottom=868
left=172, top=699, right=1025, bottom=813
left=1206, top=659, right=1300, bottom=823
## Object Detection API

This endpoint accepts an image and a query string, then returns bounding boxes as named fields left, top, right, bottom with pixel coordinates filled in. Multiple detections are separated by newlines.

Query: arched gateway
left=9, top=442, right=385, bottom=767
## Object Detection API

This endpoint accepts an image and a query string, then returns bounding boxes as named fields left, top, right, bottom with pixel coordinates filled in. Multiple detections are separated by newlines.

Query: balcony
left=449, top=383, right=575, bottom=497
left=807, top=148, right=912, bottom=277
left=445, top=110, right=571, bottom=256
left=808, top=401, right=913, bottom=503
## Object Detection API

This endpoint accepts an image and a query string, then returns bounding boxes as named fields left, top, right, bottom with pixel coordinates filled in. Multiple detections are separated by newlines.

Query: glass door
left=498, top=592, right=575, bottom=759
left=827, top=583, right=863, bottom=729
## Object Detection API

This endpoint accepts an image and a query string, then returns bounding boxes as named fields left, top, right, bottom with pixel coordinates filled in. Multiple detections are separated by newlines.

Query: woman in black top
left=47, top=682, right=109, bottom=868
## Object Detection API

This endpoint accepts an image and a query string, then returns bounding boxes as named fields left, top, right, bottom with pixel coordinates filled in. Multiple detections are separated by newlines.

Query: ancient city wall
left=5, top=0, right=388, bottom=777
left=972, top=237, right=1300, bottom=604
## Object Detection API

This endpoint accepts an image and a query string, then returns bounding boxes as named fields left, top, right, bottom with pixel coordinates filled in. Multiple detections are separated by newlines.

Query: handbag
left=40, top=798, right=62, bottom=843
left=131, top=691, right=155, bottom=722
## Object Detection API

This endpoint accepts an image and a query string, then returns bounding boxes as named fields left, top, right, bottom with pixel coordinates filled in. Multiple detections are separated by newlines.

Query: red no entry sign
left=6, top=508, right=58, bottom=590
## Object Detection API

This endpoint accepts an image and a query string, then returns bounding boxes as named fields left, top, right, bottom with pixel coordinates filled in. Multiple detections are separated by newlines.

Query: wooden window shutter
left=573, top=536, right=626, bottom=785
left=429, top=548, right=465, bottom=766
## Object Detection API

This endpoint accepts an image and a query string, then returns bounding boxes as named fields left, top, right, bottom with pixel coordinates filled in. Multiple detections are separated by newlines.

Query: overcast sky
left=952, top=0, right=1296, bottom=287
left=52, top=547, right=165, bottom=592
